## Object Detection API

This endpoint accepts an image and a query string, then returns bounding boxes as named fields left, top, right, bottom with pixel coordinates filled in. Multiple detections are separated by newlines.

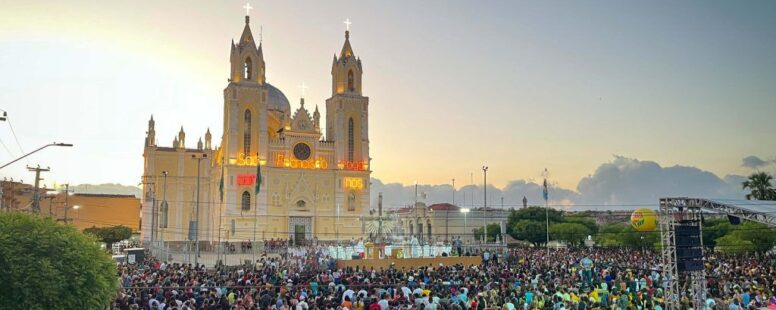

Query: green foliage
left=591, top=223, right=659, bottom=249
left=715, top=234, right=756, bottom=254
left=619, top=226, right=660, bottom=250
left=510, top=220, right=548, bottom=246
left=549, top=222, right=592, bottom=246
left=563, top=214, right=599, bottom=235
left=742, top=172, right=776, bottom=200
left=728, top=221, right=776, bottom=253
left=83, top=225, right=132, bottom=249
left=0, top=212, right=117, bottom=310
left=508, top=207, right=563, bottom=226
left=593, top=223, right=626, bottom=247
left=702, top=217, right=732, bottom=248
left=473, top=223, right=501, bottom=242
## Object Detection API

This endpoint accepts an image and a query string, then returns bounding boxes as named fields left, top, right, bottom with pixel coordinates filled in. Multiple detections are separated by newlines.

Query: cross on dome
left=344, top=18, right=352, bottom=31
left=243, top=3, right=254, bottom=16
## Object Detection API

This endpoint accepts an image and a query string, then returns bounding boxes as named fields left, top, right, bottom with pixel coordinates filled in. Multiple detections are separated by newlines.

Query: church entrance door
left=294, top=225, right=305, bottom=246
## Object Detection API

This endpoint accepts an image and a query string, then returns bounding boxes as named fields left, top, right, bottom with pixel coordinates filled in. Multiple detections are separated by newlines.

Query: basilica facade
left=140, top=15, right=370, bottom=244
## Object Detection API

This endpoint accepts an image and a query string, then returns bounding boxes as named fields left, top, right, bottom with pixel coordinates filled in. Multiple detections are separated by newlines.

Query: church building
left=140, top=14, right=371, bottom=245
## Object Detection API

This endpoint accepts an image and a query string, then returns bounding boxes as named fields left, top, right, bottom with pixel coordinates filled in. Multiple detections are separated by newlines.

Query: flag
left=542, top=179, right=549, bottom=201
left=219, top=156, right=225, bottom=202
left=255, top=153, right=262, bottom=194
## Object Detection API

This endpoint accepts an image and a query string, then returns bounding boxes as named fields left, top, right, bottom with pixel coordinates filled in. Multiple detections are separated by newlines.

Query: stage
left=336, top=256, right=482, bottom=270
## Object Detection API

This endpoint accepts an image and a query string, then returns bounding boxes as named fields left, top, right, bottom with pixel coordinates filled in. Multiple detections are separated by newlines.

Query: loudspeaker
left=675, top=223, right=704, bottom=272
left=678, top=259, right=703, bottom=272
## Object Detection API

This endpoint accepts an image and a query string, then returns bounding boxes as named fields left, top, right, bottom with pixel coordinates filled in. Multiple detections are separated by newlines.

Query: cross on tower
left=243, top=3, right=253, bottom=16
left=344, top=18, right=352, bottom=31
left=298, top=82, right=309, bottom=99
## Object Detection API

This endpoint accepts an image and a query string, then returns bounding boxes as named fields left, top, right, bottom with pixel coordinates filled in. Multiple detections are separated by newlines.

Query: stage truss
left=659, top=198, right=776, bottom=309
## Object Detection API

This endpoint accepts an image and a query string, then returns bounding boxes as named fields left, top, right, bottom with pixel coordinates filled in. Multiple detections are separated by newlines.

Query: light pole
left=461, top=208, right=470, bottom=245
left=482, top=165, right=488, bottom=244
left=191, top=153, right=207, bottom=266
left=336, top=203, right=340, bottom=258
left=542, top=168, right=550, bottom=256
left=64, top=204, right=80, bottom=224
left=0, top=142, right=72, bottom=170
left=159, top=171, right=168, bottom=242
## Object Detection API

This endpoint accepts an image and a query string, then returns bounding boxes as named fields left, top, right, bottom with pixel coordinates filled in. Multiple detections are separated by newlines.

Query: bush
left=0, top=212, right=117, bottom=309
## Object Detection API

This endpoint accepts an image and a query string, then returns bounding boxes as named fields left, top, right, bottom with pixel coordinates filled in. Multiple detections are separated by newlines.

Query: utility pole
left=160, top=171, right=168, bottom=243
left=27, top=165, right=50, bottom=214
left=191, top=153, right=207, bottom=267
left=482, top=165, right=488, bottom=244
left=62, top=184, right=73, bottom=223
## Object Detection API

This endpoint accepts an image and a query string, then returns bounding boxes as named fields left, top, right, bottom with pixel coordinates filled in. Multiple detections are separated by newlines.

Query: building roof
left=266, top=83, right=291, bottom=113
left=428, top=203, right=460, bottom=211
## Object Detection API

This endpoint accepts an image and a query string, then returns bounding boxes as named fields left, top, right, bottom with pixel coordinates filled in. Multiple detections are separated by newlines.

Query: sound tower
left=675, top=222, right=703, bottom=272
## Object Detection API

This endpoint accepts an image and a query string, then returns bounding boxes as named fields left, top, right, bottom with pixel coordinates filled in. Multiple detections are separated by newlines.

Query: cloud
left=741, top=155, right=774, bottom=169
left=575, top=156, right=745, bottom=207
left=371, top=156, right=747, bottom=211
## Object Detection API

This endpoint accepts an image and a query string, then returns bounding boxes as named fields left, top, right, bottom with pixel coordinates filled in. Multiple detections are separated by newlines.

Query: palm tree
left=742, top=172, right=776, bottom=200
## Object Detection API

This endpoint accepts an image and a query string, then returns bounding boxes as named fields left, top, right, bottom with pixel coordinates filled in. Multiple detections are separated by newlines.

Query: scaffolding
left=659, top=198, right=776, bottom=309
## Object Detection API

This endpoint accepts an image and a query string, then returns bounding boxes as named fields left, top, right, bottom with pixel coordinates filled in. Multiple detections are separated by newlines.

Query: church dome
left=266, top=83, right=290, bottom=113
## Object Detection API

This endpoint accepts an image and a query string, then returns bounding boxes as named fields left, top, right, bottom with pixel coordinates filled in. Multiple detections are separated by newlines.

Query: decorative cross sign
left=243, top=3, right=253, bottom=16
left=344, top=18, right=352, bottom=31
left=299, top=82, right=309, bottom=98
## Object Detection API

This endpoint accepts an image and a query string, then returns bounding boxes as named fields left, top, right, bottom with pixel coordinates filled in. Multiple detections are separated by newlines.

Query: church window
left=348, top=117, right=354, bottom=162
left=244, top=57, right=252, bottom=80
left=159, top=201, right=168, bottom=228
left=243, top=109, right=251, bottom=155
left=241, top=191, right=251, bottom=211
left=347, top=70, right=354, bottom=92
left=296, top=200, right=306, bottom=209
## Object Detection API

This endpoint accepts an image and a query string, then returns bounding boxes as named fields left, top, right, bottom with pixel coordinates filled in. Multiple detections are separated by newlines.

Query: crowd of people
left=112, top=245, right=776, bottom=310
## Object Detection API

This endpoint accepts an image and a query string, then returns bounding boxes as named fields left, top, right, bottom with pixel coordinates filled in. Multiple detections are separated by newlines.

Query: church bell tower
left=326, top=29, right=369, bottom=166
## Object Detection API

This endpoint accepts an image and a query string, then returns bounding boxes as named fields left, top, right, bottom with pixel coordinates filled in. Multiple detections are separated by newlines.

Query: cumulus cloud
left=741, top=155, right=774, bottom=169
left=575, top=156, right=745, bottom=207
left=371, top=156, right=747, bottom=211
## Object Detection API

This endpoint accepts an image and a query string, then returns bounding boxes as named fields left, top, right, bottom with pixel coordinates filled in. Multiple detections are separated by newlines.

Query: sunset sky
left=1, top=1, right=775, bottom=203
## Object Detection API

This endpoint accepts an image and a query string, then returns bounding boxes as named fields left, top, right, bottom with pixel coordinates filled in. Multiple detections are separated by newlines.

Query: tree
left=473, top=223, right=501, bottom=242
left=715, top=234, right=756, bottom=254
left=510, top=220, right=548, bottom=246
left=549, top=223, right=592, bottom=246
left=594, top=223, right=626, bottom=247
left=742, top=172, right=776, bottom=200
left=0, top=212, right=117, bottom=309
left=83, top=225, right=132, bottom=250
left=728, top=221, right=776, bottom=253
left=702, top=217, right=732, bottom=248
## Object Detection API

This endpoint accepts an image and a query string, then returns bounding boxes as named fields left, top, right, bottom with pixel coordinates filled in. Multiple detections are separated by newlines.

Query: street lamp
left=461, top=208, right=470, bottom=244
left=64, top=204, right=80, bottom=224
left=482, top=165, right=488, bottom=244
left=0, top=142, right=73, bottom=170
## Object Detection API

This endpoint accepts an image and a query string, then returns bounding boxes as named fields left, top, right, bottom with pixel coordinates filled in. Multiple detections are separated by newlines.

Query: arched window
left=348, top=192, right=356, bottom=211
left=243, top=110, right=251, bottom=155
left=347, top=70, right=354, bottom=92
left=296, top=200, right=306, bottom=209
left=241, top=191, right=251, bottom=211
left=244, top=57, right=252, bottom=80
left=159, top=201, right=168, bottom=228
left=348, top=117, right=354, bottom=162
